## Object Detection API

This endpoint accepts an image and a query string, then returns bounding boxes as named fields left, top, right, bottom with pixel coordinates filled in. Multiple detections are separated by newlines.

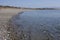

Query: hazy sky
left=0, top=0, right=60, bottom=8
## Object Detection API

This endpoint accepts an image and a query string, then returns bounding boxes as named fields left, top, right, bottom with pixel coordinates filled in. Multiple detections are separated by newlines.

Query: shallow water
left=11, top=10, right=60, bottom=40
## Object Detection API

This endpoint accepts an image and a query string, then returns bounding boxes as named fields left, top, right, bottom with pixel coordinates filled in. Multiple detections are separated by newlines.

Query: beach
left=0, top=7, right=26, bottom=40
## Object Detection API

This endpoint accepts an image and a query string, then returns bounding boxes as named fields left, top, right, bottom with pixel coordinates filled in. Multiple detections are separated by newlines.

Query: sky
left=0, top=0, right=60, bottom=8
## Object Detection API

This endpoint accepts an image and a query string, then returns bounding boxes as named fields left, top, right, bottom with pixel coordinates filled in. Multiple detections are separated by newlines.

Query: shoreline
left=0, top=7, right=60, bottom=40
left=0, top=8, right=27, bottom=40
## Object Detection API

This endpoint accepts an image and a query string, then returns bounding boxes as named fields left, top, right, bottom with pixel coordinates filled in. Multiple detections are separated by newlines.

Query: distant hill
left=0, top=5, right=59, bottom=10
left=0, top=5, right=21, bottom=9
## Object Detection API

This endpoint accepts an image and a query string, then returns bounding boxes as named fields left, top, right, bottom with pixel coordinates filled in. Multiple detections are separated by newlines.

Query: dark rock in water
left=8, top=10, right=60, bottom=40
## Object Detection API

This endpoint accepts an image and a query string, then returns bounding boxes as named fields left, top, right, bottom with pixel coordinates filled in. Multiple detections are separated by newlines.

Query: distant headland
left=0, top=5, right=60, bottom=10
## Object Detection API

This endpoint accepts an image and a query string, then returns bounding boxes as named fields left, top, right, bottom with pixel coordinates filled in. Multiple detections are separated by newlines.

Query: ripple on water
left=11, top=10, right=60, bottom=40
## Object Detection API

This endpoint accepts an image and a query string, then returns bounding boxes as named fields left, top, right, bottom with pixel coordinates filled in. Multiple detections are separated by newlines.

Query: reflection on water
left=10, top=10, right=60, bottom=40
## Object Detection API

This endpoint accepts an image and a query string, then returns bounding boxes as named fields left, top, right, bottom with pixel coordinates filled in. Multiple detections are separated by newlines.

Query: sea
left=11, top=10, right=60, bottom=40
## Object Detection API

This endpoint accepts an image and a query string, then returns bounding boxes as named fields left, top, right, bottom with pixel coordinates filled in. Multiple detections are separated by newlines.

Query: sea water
left=11, top=10, right=60, bottom=40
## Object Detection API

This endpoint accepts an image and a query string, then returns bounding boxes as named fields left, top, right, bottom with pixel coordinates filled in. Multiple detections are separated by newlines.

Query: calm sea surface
left=11, top=10, right=60, bottom=40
